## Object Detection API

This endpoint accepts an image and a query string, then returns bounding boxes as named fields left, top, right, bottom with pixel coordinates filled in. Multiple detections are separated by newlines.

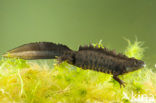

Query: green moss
left=124, top=38, right=144, bottom=59
left=0, top=40, right=155, bottom=103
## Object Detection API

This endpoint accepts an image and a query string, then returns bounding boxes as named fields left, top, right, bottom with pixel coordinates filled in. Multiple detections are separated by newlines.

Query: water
left=0, top=0, right=155, bottom=67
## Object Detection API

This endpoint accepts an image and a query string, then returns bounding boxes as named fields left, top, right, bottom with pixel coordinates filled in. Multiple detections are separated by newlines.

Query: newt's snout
left=137, top=60, right=145, bottom=68
left=126, top=60, right=145, bottom=73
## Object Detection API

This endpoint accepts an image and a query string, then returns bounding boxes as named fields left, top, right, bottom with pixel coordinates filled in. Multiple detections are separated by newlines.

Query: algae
left=0, top=40, right=155, bottom=103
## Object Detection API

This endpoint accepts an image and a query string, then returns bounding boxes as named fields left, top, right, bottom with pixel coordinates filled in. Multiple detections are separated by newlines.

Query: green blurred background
left=0, top=0, right=155, bottom=66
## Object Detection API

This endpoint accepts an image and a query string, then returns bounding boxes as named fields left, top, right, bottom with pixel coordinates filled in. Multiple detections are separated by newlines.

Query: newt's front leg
left=113, top=75, right=126, bottom=88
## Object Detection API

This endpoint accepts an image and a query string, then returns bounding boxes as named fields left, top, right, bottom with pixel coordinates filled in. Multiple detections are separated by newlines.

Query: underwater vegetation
left=0, top=40, right=155, bottom=103
left=3, top=40, right=145, bottom=88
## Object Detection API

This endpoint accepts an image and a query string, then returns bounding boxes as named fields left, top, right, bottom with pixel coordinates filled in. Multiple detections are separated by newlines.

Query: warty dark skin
left=3, top=42, right=145, bottom=87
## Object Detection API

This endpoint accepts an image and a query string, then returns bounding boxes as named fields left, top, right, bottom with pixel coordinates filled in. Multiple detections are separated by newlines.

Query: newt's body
left=3, top=42, right=145, bottom=87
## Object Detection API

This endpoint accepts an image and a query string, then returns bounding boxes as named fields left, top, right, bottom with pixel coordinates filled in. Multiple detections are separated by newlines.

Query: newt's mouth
left=143, top=64, right=146, bottom=67
left=126, top=63, right=146, bottom=73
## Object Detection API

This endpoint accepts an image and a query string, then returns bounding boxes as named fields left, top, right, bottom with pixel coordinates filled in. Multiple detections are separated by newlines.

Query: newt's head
left=125, top=58, right=145, bottom=73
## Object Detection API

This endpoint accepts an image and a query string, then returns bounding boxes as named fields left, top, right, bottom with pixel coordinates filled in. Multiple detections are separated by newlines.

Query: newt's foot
left=119, top=80, right=126, bottom=88
left=113, top=75, right=126, bottom=88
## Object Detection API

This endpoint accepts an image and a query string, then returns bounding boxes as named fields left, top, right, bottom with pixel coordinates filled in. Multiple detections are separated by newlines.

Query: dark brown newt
left=3, top=42, right=145, bottom=87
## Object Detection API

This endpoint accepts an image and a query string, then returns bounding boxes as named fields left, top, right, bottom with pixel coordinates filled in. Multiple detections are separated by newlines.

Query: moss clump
left=124, top=38, right=144, bottom=59
left=0, top=40, right=155, bottom=103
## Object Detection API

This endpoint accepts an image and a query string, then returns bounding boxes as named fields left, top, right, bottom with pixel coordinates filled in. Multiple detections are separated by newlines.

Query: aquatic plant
left=0, top=40, right=155, bottom=103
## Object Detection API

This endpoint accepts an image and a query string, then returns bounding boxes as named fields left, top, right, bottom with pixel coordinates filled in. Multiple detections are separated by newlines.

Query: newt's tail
left=3, top=42, right=72, bottom=60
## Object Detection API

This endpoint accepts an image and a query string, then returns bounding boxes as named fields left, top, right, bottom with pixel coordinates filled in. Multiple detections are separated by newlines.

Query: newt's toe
left=113, top=75, right=126, bottom=88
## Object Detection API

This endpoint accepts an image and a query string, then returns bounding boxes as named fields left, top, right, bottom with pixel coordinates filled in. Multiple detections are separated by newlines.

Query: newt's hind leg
left=113, top=75, right=126, bottom=88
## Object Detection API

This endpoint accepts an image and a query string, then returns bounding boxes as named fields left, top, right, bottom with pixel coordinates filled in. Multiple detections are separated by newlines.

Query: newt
left=3, top=42, right=145, bottom=87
